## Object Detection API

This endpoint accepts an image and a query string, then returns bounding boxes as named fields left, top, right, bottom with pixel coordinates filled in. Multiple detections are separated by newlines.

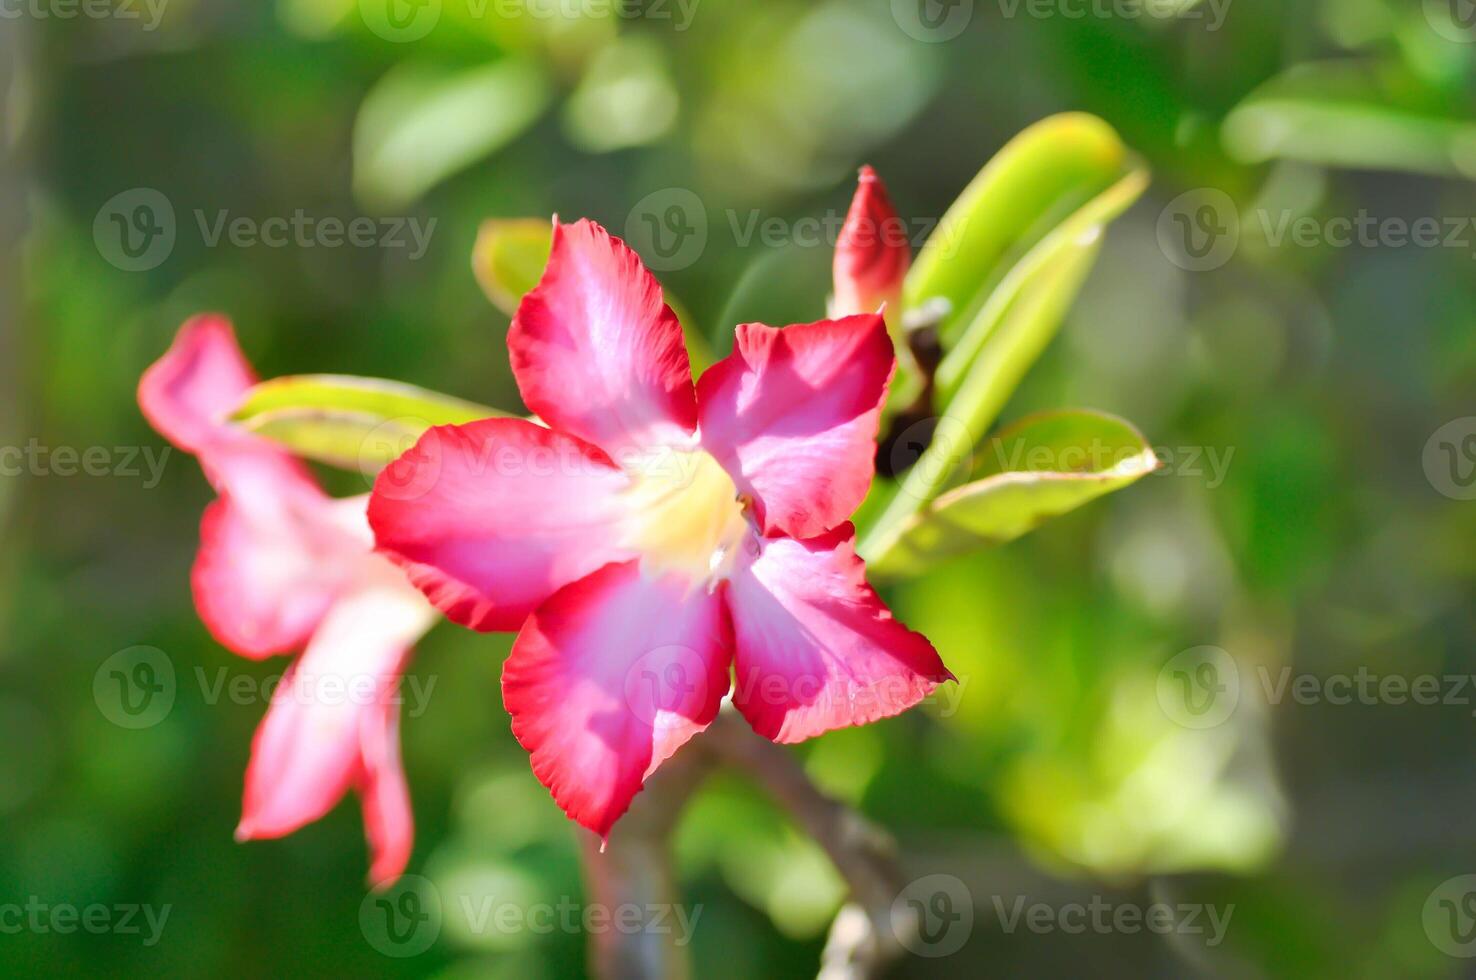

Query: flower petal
left=502, top=562, right=732, bottom=838
left=236, top=558, right=434, bottom=886
left=726, top=525, right=952, bottom=743
left=191, top=496, right=358, bottom=658
left=138, top=313, right=315, bottom=500
left=369, top=417, right=638, bottom=632
left=359, top=677, right=414, bottom=888
left=697, top=315, right=894, bottom=539
left=509, top=219, right=697, bottom=459
left=140, top=315, right=362, bottom=657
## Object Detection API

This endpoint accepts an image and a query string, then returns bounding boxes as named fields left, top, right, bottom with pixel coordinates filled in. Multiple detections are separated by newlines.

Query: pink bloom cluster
left=141, top=168, right=950, bottom=877
left=139, top=316, right=436, bottom=885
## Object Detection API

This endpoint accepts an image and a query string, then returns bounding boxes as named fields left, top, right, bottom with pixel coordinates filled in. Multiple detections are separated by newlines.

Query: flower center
left=620, top=449, right=750, bottom=584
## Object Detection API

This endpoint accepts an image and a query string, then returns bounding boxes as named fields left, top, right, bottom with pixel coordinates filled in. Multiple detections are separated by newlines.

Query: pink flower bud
left=832, top=166, right=910, bottom=324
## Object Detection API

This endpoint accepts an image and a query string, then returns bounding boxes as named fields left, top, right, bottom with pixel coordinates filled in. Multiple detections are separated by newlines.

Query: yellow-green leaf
left=1222, top=60, right=1476, bottom=179
left=933, top=163, right=1148, bottom=403
left=353, top=59, right=552, bottom=212
left=473, top=219, right=554, bottom=317
left=904, top=112, right=1147, bottom=346
left=239, top=409, right=421, bottom=473
left=859, top=231, right=1105, bottom=564
left=231, top=375, right=503, bottom=473
left=867, top=409, right=1158, bottom=578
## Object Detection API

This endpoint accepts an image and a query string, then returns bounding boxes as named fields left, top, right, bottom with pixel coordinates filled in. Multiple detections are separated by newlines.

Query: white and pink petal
left=697, top=316, right=894, bottom=540
left=369, top=417, right=639, bottom=632
left=236, top=559, right=434, bottom=885
left=726, top=526, right=952, bottom=744
left=502, top=561, right=732, bottom=839
left=509, top=219, right=697, bottom=460
left=191, top=495, right=358, bottom=658
left=137, top=313, right=317, bottom=502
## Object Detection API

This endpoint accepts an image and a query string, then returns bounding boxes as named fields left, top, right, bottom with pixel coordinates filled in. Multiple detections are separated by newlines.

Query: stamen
left=619, top=450, right=749, bottom=584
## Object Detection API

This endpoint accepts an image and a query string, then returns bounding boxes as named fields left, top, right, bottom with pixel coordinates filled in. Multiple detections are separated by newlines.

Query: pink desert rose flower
left=369, top=218, right=953, bottom=839
left=138, top=314, right=437, bottom=887
left=832, top=165, right=911, bottom=325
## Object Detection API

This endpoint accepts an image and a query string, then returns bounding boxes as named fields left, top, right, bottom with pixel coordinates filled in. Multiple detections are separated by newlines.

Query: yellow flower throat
left=619, top=449, right=750, bottom=583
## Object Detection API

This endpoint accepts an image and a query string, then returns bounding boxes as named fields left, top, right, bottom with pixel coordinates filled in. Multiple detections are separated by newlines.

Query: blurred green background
left=5, top=0, right=1476, bottom=976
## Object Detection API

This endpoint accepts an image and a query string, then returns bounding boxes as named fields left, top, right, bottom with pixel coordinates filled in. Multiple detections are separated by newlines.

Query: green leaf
left=1222, top=60, right=1476, bottom=179
left=866, top=410, right=1158, bottom=578
left=231, top=375, right=503, bottom=472
left=933, top=163, right=1148, bottom=403
left=859, top=230, right=1106, bottom=564
left=473, top=219, right=554, bottom=317
left=561, top=36, right=679, bottom=152
left=353, top=59, right=552, bottom=211
left=239, top=410, right=419, bottom=473
left=903, top=113, right=1147, bottom=345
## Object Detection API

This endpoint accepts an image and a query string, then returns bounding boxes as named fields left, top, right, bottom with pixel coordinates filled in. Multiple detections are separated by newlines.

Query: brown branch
left=578, top=742, right=710, bottom=980
left=703, top=710, right=913, bottom=980
left=578, top=708, right=920, bottom=980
